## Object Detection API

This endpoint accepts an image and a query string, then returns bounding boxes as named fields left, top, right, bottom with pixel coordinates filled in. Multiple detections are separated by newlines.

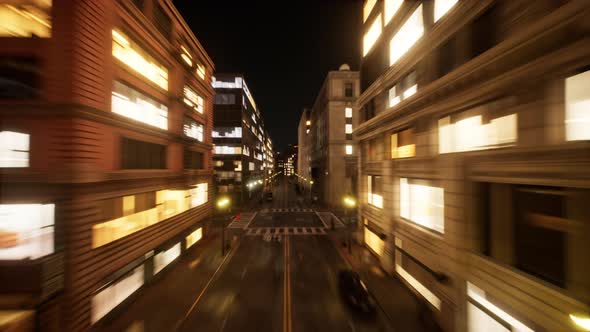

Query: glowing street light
left=216, top=197, right=230, bottom=209
left=216, top=196, right=231, bottom=256
left=343, top=194, right=357, bottom=254
left=343, top=195, right=356, bottom=208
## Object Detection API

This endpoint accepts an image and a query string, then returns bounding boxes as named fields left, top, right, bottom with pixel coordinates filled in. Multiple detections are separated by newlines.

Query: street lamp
left=343, top=194, right=356, bottom=254
left=309, top=180, right=314, bottom=204
left=216, top=196, right=231, bottom=256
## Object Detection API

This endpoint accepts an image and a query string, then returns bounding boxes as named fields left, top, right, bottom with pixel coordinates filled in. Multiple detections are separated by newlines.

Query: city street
left=176, top=178, right=395, bottom=332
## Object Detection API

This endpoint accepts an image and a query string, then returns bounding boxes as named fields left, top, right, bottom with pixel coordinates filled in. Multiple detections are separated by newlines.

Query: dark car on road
left=338, top=270, right=377, bottom=315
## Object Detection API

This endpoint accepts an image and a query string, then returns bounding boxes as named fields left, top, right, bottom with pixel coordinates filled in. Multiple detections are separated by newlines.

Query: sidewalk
left=103, top=231, right=228, bottom=332
left=329, top=231, right=439, bottom=332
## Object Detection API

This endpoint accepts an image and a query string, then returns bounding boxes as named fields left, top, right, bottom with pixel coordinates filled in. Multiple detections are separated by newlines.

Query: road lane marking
left=283, top=235, right=292, bottom=332
left=177, top=241, right=241, bottom=328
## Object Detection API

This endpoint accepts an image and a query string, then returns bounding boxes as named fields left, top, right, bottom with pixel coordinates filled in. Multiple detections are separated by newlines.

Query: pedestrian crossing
left=259, top=208, right=314, bottom=213
left=245, top=227, right=327, bottom=236
left=227, top=212, right=257, bottom=229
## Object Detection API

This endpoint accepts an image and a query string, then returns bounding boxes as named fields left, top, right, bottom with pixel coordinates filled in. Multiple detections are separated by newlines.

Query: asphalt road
left=179, top=177, right=393, bottom=332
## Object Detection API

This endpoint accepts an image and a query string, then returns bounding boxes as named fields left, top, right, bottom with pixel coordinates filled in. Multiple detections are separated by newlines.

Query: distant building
left=212, top=73, right=273, bottom=204
left=297, top=108, right=312, bottom=191
left=0, top=0, right=214, bottom=330
left=356, top=1, right=590, bottom=331
left=302, top=64, right=360, bottom=207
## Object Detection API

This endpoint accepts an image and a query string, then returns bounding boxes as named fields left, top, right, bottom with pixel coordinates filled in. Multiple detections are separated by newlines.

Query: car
left=338, top=270, right=376, bottom=314
left=264, top=191, right=273, bottom=201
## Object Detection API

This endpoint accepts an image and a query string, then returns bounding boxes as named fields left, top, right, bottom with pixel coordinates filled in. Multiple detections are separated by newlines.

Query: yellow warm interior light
left=571, top=314, right=590, bottom=331
left=365, top=227, right=384, bottom=256
left=92, top=185, right=207, bottom=248
left=363, top=0, right=377, bottom=22
left=186, top=228, right=203, bottom=249
left=363, top=14, right=382, bottom=57
left=306, top=120, right=311, bottom=126
left=112, top=29, right=169, bottom=90
left=196, top=64, right=206, bottom=80
left=390, top=5, right=423, bottom=65
left=0, top=3, right=51, bottom=38
left=384, top=0, right=403, bottom=26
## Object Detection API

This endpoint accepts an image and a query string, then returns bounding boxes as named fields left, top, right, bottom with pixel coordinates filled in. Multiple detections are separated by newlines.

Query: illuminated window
left=388, top=85, right=401, bottom=107
left=390, top=5, right=424, bottom=66
left=196, top=64, right=206, bottom=80
left=112, top=81, right=168, bottom=130
left=363, top=0, right=377, bottom=22
left=213, top=127, right=242, bottom=138
left=243, top=146, right=250, bottom=156
left=400, top=178, right=444, bottom=233
left=391, top=128, right=416, bottom=158
left=367, top=175, right=383, bottom=208
left=346, top=145, right=353, bottom=155
left=434, top=0, right=458, bottom=23
left=190, top=183, right=208, bottom=207
left=0, top=204, right=54, bottom=260
left=234, top=161, right=242, bottom=171
left=565, top=70, right=590, bottom=141
left=154, top=243, right=181, bottom=274
left=396, top=259, right=441, bottom=310
left=345, top=107, right=353, bottom=118
left=91, top=265, right=144, bottom=323
left=183, top=86, right=204, bottom=114
left=384, top=0, right=403, bottom=26
left=0, top=131, right=29, bottom=167
left=345, top=124, right=353, bottom=134
left=92, top=184, right=207, bottom=248
left=112, top=29, right=168, bottom=90
left=183, top=118, right=204, bottom=142
left=467, top=282, right=534, bottom=332
left=186, top=228, right=202, bottom=249
left=180, top=46, right=193, bottom=67
left=249, top=162, right=255, bottom=171
left=214, top=146, right=242, bottom=155
left=363, top=14, right=382, bottom=57
left=364, top=227, right=384, bottom=256
left=214, top=160, right=224, bottom=167
left=0, top=1, right=51, bottom=37
left=438, top=112, right=517, bottom=153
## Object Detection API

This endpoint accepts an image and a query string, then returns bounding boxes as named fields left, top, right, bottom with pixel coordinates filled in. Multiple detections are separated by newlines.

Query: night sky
left=175, top=1, right=362, bottom=152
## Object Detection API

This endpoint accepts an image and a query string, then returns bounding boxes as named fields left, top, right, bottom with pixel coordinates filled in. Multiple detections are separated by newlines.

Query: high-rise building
left=212, top=74, right=273, bottom=204
left=0, top=1, right=214, bottom=330
left=304, top=64, right=360, bottom=207
left=356, top=1, right=590, bottom=331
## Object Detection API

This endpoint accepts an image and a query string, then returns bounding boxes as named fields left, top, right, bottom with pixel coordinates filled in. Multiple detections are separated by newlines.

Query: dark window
left=438, top=36, right=458, bottom=78
left=132, top=0, right=144, bottom=10
left=363, top=99, right=376, bottom=122
left=345, top=82, right=353, bottom=97
left=134, top=192, right=156, bottom=213
left=0, top=57, right=40, bottom=99
left=184, top=150, right=204, bottom=169
left=514, top=187, right=566, bottom=287
left=471, top=4, right=498, bottom=58
left=153, top=4, right=171, bottom=38
left=214, top=94, right=236, bottom=105
left=346, top=134, right=353, bottom=140
left=121, top=138, right=166, bottom=169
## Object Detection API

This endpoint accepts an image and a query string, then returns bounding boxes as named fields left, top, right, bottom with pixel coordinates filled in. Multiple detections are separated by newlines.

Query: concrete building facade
left=356, top=1, right=590, bottom=331
left=305, top=65, right=360, bottom=207
left=0, top=0, right=215, bottom=330
left=212, top=73, right=273, bottom=205
left=297, top=108, right=312, bottom=192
